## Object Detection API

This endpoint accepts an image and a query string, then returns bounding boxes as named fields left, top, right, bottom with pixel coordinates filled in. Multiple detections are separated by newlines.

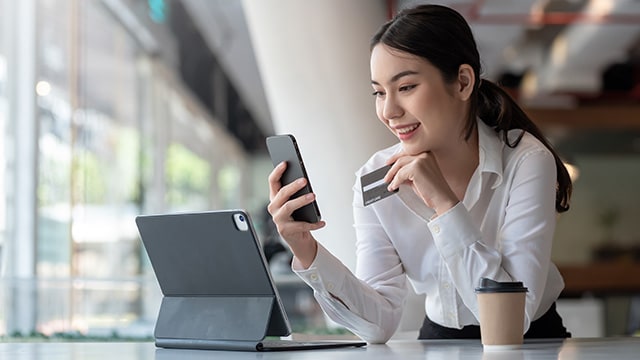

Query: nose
left=382, top=95, right=403, bottom=120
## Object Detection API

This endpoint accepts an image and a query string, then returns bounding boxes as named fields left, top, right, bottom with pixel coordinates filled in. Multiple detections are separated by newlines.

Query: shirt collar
left=396, top=120, right=505, bottom=221
left=476, top=119, right=504, bottom=190
left=460, top=120, right=504, bottom=211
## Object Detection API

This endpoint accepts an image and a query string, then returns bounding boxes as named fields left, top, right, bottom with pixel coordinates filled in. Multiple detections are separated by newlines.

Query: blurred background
left=0, top=0, right=639, bottom=341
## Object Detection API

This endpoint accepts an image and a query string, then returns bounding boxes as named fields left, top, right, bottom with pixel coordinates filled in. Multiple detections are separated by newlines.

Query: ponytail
left=469, top=79, right=572, bottom=213
left=371, top=4, right=571, bottom=212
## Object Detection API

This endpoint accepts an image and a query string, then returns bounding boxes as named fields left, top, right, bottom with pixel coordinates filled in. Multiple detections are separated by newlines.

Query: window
left=0, top=0, right=7, bottom=260
left=36, top=0, right=73, bottom=277
left=1, top=0, right=259, bottom=338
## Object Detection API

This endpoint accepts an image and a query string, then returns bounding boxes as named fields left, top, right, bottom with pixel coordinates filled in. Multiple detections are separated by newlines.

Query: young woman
left=267, top=4, right=572, bottom=343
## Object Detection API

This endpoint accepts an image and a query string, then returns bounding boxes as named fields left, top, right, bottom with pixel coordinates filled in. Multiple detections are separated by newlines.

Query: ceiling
left=180, top=0, right=274, bottom=136
left=397, top=0, right=640, bottom=107
left=180, top=0, right=640, bottom=137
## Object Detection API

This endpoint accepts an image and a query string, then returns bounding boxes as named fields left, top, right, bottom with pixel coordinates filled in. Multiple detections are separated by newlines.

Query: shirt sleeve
left=292, top=185, right=408, bottom=344
left=428, top=149, right=558, bottom=333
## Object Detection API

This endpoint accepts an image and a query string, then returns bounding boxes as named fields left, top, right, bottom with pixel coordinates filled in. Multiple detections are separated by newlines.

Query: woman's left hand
left=384, top=151, right=459, bottom=215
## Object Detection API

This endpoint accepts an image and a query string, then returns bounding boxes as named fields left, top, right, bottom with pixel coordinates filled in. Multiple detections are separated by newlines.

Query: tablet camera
left=233, top=213, right=249, bottom=231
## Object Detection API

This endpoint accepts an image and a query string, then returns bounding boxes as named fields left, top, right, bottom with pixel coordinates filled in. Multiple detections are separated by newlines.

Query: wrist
left=291, top=238, right=318, bottom=269
left=434, top=196, right=459, bottom=216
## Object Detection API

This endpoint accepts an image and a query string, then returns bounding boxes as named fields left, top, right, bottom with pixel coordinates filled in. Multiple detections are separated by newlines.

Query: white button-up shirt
left=294, top=121, right=565, bottom=343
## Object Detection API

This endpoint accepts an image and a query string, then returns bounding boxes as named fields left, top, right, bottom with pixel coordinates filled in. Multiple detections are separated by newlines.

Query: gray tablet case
left=135, top=210, right=365, bottom=352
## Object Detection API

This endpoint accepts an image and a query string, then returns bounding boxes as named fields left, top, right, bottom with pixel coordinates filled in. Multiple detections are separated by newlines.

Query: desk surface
left=2, top=338, right=640, bottom=360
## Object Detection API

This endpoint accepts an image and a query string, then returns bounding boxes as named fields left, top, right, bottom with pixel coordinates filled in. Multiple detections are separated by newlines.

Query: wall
left=553, top=155, right=640, bottom=264
left=527, top=105, right=640, bottom=265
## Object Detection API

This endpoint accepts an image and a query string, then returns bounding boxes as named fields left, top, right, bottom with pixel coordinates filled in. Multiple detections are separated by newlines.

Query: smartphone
left=266, top=134, right=322, bottom=223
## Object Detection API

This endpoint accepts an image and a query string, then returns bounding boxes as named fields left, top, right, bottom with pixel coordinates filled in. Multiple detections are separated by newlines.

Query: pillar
left=242, top=0, right=396, bottom=270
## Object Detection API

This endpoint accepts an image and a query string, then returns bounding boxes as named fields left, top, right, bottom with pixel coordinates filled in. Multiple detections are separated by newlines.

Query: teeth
left=397, top=124, right=419, bottom=134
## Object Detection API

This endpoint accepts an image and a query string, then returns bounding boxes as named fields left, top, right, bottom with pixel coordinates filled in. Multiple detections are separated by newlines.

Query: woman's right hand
left=267, top=161, right=325, bottom=268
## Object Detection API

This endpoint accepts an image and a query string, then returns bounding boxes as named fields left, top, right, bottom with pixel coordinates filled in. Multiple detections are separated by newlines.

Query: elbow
left=357, top=328, right=395, bottom=344
left=366, top=338, right=389, bottom=345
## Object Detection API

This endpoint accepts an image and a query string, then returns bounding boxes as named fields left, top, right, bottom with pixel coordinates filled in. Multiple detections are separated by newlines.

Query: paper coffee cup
left=475, top=278, right=528, bottom=351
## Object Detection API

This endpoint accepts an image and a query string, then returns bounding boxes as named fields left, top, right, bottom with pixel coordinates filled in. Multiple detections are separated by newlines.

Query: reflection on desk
left=1, top=337, right=640, bottom=359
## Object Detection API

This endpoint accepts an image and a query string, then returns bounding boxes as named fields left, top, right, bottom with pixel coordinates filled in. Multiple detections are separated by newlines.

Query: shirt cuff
left=293, top=244, right=346, bottom=297
left=428, top=202, right=482, bottom=259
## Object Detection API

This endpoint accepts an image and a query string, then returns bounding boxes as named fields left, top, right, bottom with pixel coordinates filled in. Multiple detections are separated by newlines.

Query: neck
left=433, top=128, right=479, bottom=198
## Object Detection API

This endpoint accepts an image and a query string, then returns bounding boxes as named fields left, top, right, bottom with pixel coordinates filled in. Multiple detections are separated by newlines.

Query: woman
left=267, top=4, right=572, bottom=343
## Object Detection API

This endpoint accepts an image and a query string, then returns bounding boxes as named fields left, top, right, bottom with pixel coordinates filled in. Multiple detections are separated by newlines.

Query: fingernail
left=305, top=193, right=314, bottom=199
left=297, top=178, right=306, bottom=184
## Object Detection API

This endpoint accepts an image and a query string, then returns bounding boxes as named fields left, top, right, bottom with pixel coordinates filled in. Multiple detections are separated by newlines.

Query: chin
left=401, top=143, right=430, bottom=156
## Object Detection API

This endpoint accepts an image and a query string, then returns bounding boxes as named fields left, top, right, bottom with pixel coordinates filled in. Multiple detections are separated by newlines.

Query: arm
left=294, top=236, right=407, bottom=343
left=268, top=162, right=407, bottom=343
left=293, top=185, right=408, bottom=343
left=430, top=149, right=557, bottom=332
left=267, top=161, right=325, bottom=268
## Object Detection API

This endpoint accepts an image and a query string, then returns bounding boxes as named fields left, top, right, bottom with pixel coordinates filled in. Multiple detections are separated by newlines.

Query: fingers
left=268, top=162, right=314, bottom=212
left=268, top=161, right=287, bottom=200
left=383, top=151, right=406, bottom=184
left=269, top=188, right=313, bottom=222
left=384, top=155, right=414, bottom=190
left=277, top=219, right=326, bottom=238
left=267, top=165, right=320, bottom=226
left=385, top=151, right=406, bottom=166
left=386, top=164, right=407, bottom=191
left=266, top=161, right=324, bottom=261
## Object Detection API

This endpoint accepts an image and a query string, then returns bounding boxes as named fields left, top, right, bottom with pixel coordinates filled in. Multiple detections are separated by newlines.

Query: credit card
left=361, top=164, right=399, bottom=206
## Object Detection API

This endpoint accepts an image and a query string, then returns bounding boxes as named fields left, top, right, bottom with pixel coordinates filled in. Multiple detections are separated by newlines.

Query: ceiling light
left=550, top=34, right=568, bottom=66
left=530, top=0, right=551, bottom=25
left=35, top=81, right=51, bottom=97
left=586, top=0, right=615, bottom=18
left=521, top=71, right=539, bottom=99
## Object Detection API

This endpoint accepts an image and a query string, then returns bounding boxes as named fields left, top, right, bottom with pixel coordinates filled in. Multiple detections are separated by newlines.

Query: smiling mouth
left=396, top=123, right=420, bottom=135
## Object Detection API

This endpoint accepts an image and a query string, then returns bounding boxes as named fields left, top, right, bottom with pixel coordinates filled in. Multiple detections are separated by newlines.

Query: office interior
left=1, top=0, right=639, bottom=341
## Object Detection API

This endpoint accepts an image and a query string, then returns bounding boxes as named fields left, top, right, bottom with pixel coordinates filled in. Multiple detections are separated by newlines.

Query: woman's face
left=370, top=44, right=469, bottom=155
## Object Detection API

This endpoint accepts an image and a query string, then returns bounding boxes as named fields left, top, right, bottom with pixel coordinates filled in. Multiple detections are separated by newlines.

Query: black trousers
left=418, top=303, right=571, bottom=339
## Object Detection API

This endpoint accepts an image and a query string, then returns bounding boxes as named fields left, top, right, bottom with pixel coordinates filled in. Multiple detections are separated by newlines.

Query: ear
left=456, top=64, right=475, bottom=101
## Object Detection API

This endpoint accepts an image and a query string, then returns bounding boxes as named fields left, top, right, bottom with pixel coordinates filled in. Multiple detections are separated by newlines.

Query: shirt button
left=443, top=283, right=450, bottom=289
left=327, top=283, right=335, bottom=291
left=432, top=225, right=441, bottom=234
left=310, top=274, right=318, bottom=281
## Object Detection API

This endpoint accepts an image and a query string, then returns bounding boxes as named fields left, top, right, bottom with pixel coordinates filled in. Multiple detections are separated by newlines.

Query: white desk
left=2, top=338, right=639, bottom=360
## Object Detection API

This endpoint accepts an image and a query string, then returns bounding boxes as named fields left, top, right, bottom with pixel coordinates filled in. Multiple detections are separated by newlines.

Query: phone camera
left=238, top=215, right=245, bottom=222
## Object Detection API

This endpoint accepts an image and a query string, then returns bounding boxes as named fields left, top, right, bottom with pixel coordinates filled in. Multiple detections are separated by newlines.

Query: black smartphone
left=266, top=134, right=322, bottom=223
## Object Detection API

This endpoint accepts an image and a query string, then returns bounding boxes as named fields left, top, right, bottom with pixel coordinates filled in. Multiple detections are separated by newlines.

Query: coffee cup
left=475, top=278, right=528, bottom=351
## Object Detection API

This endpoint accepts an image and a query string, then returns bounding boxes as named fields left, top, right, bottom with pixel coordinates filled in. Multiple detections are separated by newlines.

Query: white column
left=242, top=1, right=395, bottom=270
left=4, top=0, right=38, bottom=334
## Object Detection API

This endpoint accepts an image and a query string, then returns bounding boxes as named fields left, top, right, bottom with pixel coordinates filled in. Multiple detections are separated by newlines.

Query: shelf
left=558, top=261, right=640, bottom=296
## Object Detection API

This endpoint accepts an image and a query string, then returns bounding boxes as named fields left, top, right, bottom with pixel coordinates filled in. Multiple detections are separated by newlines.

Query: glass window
left=36, top=0, right=73, bottom=278
left=72, top=0, right=142, bottom=278
left=164, top=94, right=213, bottom=212
left=165, top=142, right=211, bottom=210
left=3, top=0, right=257, bottom=339
left=0, top=0, right=7, bottom=257
left=0, top=68, right=5, bottom=336
left=34, top=0, right=146, bottom=335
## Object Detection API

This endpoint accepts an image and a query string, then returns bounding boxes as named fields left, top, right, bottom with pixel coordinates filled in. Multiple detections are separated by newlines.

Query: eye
left=371, top=90, right=385, bottom=97
left=399, top=84, right=417, bottom=92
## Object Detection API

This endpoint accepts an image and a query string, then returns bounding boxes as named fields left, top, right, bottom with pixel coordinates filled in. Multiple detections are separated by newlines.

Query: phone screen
left=266, top=135, right=321, bottom=223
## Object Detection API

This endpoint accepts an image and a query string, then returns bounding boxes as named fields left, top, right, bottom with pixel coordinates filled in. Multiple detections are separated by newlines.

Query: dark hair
left=371, top=4, right=571, bottom=213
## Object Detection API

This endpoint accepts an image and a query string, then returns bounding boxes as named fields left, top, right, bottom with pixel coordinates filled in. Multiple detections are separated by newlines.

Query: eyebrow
left=371, top=70, right=419, bottom=85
